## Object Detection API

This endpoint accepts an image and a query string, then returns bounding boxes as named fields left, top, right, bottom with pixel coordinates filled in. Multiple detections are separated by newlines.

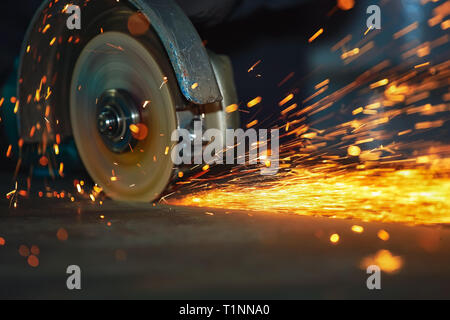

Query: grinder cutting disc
left=70, top=8, right=183, bottom=202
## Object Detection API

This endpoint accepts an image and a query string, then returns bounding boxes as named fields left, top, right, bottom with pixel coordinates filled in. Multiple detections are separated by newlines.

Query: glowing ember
left=330, top=233, right=340, bottom=243
left=360, top=250, right=403, bottom=273
left=337, top=0, right=355, bottom=11
left=27, top=255, right=39, bottom=268
left=351, top=225, right=364, bottom=233
left=18, top=245, right=30, bottom=257
left=130, top=123, right=148, bottom=140
left=56, top=228, right=68, bottom=241
left=377, top=229, right=390, bottom=241
left=30, top=245, right=40, bottom=256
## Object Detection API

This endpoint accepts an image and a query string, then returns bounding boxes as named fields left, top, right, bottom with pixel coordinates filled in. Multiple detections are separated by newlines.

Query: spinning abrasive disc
left=71, top=30, right=180, bottom=202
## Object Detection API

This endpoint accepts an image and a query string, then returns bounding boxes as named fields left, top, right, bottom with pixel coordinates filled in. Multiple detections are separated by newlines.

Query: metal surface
left=0, top=191, right=450, bottom=299
left=17, top=0, right=221, bottom=143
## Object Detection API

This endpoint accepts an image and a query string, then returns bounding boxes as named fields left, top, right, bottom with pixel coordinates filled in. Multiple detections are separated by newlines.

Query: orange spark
left=370, top=79, right=389, bottom=89
left=248, top=60, right=261, bottom=72
left=246, top=120, right=258, bottom=128
left=6, top=145, right=12, bottom=158
left=42, top=24, right=51, bottom=33
left=308, top=28, right=324, bottom=43
left=247, top=97, right=262, bottom=108
left=279, top=94, right=294, bottom=107
left=226, top=104, right=238, bottom=113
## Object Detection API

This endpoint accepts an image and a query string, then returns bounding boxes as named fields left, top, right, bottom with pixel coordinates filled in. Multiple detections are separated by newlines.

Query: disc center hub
left=97, top=106, right=121, bottom=137
left=96, top=89, right=141, bottom=153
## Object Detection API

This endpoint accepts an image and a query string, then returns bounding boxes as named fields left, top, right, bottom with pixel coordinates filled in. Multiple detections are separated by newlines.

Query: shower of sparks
left=172, top=164, right=450, bottom=225
left=169, top=1, right=450, bottom=226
